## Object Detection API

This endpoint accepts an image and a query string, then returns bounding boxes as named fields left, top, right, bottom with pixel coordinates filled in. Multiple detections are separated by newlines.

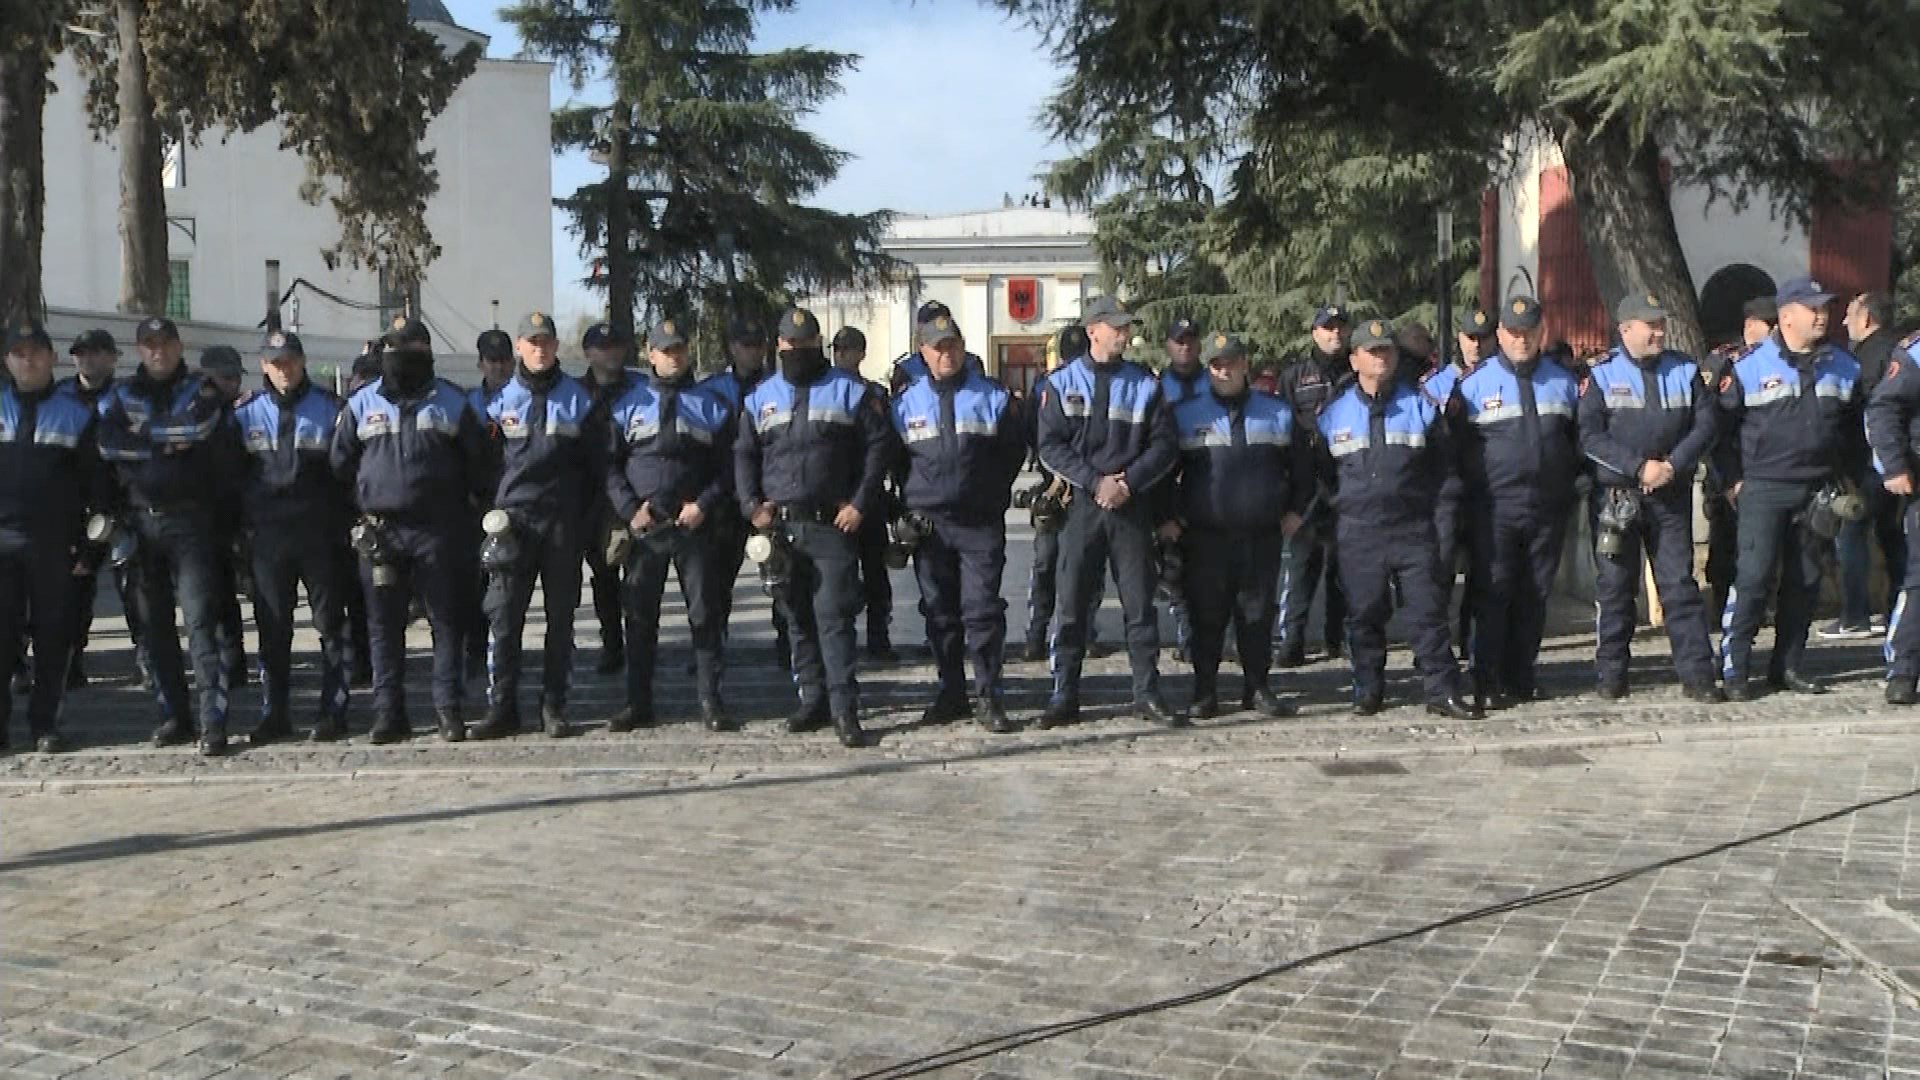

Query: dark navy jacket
left=1864, top=331, right=1920, bottom=481
left=891, top=370, right=1026, bottom=523
left=1419, top=361, right=1473, bottom=502
left=0, top=380, right=99, bottom=553
left=1159, top=365, right=1207, bottom=410
left=891, top=349, right=985, bottom=390
left=1169, top=387, right=1308, bottom=532
left=1716, top=335, right=1861, bottom=487
left=735, top=366, right=892, bottom=516
left=330, top=377, right=490, bottom=521
left=96, top=367, right=241, bottom=513
left=1275, top=348, right=1350, bottom=444
left=604, top=375, right=733, bottom=523
left=233, top=378, right=349, bottom=531
left=700, top=366, right=770, bottom=411
left=1317, top=379, right=1453, bottom=527
left=487, top=369, right=597, bottom=520
left=1577, top=347, right=1718, bottom=493
left=55, top=373, right=116, bottom=411
left=1453, top=353, right=1582, bottom=511
left=1035, top=355, right=1178, bottom=496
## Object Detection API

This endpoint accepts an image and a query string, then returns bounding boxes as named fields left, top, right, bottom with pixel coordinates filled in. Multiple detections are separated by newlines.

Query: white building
left=806, top=205, right=1100, bottom=394
left=40, top=0, right=552, bottom=371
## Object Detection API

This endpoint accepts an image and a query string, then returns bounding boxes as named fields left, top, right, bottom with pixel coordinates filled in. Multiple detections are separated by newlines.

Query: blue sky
left=441, top=0, right=1064, bottom=319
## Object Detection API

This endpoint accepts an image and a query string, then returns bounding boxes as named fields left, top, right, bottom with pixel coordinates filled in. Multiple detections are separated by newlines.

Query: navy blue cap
left=726, top=317, right=765, bottom=346
left=198, top=345, right=244, bottom=376
left=776, top=308, right=822, bottom=342
left=916, top=300, right=952, bottom=325
left=3, top=317, right=51, bottom=353
left=382, top=316, right=431, bottom=351
left=831, top=325, right=866, bottom=350
left=475, top=329, right=512, bottom=360
left=582, top=321, right=627, bottom=350
left=1776, top=275, right=1834, bottom=309
left=1743, top=296, right=1779, bottom=324
left=135, top=315, right=179, bottom=343
left=1500, top=296, right=1544, bottom=331
left=1166, top=316, right=1200, bottom=341
left=1312, top=305, right=1348, bottom=328
left=70, top=328, right=119, bottom=355
left=260, top=331, right=305, bottom=361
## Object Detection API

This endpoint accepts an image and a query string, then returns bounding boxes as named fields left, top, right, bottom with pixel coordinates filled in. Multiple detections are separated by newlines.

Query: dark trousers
left=1469, top=502, right=1567, bottom=693
left=856, top=516, right=893, bottom=647
left=778, top=521, right=861, bottom=715
left=362, top=518, right=468, bottom=719
left=1184, top=529, right=1282, bottom=699
left=583, top=504, right=625, bottom=654
left=1276, top=538, right=1345, bottom=650
left=1590, top=488, right=1717, bottom=687
left=1885, top=499, right=1920, bottom=679
left=1838, top=473, right=1906, bottom=625
left=1720, top=478, right=1823, bottom=682
left=338, top=542, right=370, bottom=674
left=1704, top=491, right=1739, bottom=618
left=131, top=507, right=229, bottom=735
left=622, top=526, right=720, bottom=708
left=0, top=540, right=76, bottom=738
left=1338, top=518, right=1462, bottom=703
left=1051, top=498, right=1159, bottom=702
left=912, top=516, right=1007, bottom=700
left=250, top=524, right=350, bottom=727
left=463, top=511, right=488, bottom=671
left=1027, top=521, right=1106, bottom=647
left=714, top=510, right=786, bottom=661
left=71, top=562, right=145, bottom=675
left=214, top=543, right=247, bottom=684
left=1433, top=493, right=1478, bottom=645
left=486, top=515, right=583, bottom=713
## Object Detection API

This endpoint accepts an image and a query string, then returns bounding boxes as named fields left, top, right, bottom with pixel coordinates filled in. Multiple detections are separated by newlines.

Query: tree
left=999, top=0, right=1920, bottom=360
left=503, top=0, right=897, bottom=362
left=0, top=1, right=70, bottom=323
left=67, top=0, right=477, bottom=315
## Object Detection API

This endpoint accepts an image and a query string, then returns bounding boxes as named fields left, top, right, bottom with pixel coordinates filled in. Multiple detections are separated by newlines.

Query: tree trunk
left=605, top=96, right=635, bottom=342
left=1553, top=112, right=1706, bottom=360
left=0, top=42, right=48, bottom=324
left=115, top=0, right=169, bottom=316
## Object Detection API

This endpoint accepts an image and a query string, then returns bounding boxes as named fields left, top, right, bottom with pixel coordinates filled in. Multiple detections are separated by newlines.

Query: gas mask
left=885, top=512, right=932, bottom=569
left=1802, top=482, right=1867, bottom=540
left=745, top=527, right=792, bottom=598
left=1594, top=488, right=1641, bottom=560
left=1155, top=533, right=1185, bottom=603
left=351, top=517, right=403, bottom=588
left=479, top=509, right=522, bottom=576
left=82, top=513, right=137, bottom=571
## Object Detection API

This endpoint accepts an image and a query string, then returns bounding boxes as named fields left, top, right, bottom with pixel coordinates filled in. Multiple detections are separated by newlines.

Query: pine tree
left=502, top=0, right=894, bottom=363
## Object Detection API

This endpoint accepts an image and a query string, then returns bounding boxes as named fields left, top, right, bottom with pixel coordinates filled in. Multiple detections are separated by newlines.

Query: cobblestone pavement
left=8, top=517, right=1920, bottom=1077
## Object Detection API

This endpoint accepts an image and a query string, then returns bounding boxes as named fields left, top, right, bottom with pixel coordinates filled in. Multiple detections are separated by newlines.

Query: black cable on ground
left=852, top=782, right=1920, bottom=1079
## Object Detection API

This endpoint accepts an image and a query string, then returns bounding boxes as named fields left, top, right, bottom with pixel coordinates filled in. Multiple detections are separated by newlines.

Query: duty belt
left=776, top=504, right=834, bottom=525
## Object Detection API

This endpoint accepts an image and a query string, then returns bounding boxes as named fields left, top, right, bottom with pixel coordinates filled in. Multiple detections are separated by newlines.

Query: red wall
left=1535, top=166, right=1611, bottom=357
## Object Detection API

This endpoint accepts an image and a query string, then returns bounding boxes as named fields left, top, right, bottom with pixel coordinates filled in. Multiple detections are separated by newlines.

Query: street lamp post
left=1436, top=209, right=1454, bottom=370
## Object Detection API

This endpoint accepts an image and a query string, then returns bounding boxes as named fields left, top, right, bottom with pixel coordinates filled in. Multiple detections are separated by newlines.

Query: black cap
left=516, top=311, right=558, bottom=340
left=475, top=329, right=512, bottom=361
left=1614, top=292, right=1668, bottom=323
left=1312, top=305, right=1348, bottom=328
left=776, top=307, right=822, bottom=342
left=647, top=319, right=687, bottom=350
left=1500, top=296, right=1544, bottom=331
left=1200, top=332, right=1247, bottom=364
left=351, top=352, right=382, bottom=379
left=135, top=315, right=179, bottom=343
left=198, top=345, right=244, bottom=376
left=1742, top=296, right=1779, bottom=324
left=582, top=321, right=627, bottom=350
left=1351, top=319, right=1395, bottom=350
left=916, top=300, right=952, bottom=325
left=1056, top=324, right=1090, bottom=358
left=1081, top=296, right=1135, bottom=328
left=1167, top=316, right=1201, bottom=342
left=726, top=317, right=765, bottom=346
left=1459, top=309, right=1495, bottom=338
left=260, top=330, right=305, bottom=361
left=831, top=325, right=866, bottom=350
left=382, top=315, right=431, bottom=351
left=70, top=328, right=119, bottom=355
left=918, top=315, right=961, bottom=347
left=3, top=316, right=51, bottom=353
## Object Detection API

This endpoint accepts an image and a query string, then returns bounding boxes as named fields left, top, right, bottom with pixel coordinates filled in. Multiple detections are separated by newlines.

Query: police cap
left=260, top=330, right=305, bottom=361
left=198, top=345, right=244, bottom=376
left=1775, top=275, right=1834, bottom=310
left=1167, top=315, right=1201, bottom=342
left=918, top=315, right=961, bottom=347
left=516, top=311, right=558, bottom=341
left=135, top=315, right=179, bottom=344
left=475, top=329, right=513, bottom=361
left=1351, top=319, right=1395, bottom=350
left=1081, top=295, right=1135, bottom=328
left=915, top=300, right=952, bottom=325
left=647, top=319, right=687, bottom=350
left=382, top=315, right=432, bottom=351
left=1311, top=304, right=1348, bottom=329
left=1742, top=296, right=1779, bottom=324
left=582, top=321, right=628, bottom=350
left=70, top=328, right=120, bottom=355
left=776, top=307, right=822, bottom=342
left=1500, top=296, right=1544, bottom=331
left=1614, top=292, right=1667, bottom=324
left=726, top=317, right=766, bottom=346
left=1459, top=308, right=1495, bottom=338
left=1200, top=332, right=1247, bottom=365
left=3, top=317, right=51, bottom=354
left=831, top=325, right=867, bottom=350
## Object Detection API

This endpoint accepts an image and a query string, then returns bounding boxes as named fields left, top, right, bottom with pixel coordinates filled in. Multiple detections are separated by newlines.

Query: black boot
left=980, top=697, right=1018, bottom=734
left=920, top=692, right=971, bottom=726
left=308, top=714, right=346, bottom=743
left=1022, top=637, right=1048, bottom=664
left=541, top=702, right=572, bottom=738
left=468, top=704, right=519, bottom=741
left=608, top=704, right=651, bottom=733
left=438, top=708, right=466, bottom=743
left=595, top=642, right=624, bottom=675
left=1036, top=697, right=1079, bottom=730
left=1138, top=694, right=1189, bottom=729
left=152, top=718, right=194, bottom=748
left=249, top=711, right=294, bottom=746
left=1188, top=688, right=1218, bottom=721
left=1889, top=679, right=1918, bottom=706
left=198, top=723, right=229, bottom=757
left=785, top=700, right=829, bottom=734
left=702, top=698, right=736, bottom=732
left=833, top=711, right=869, bottom=748
left=367, top=711, right=409, bottom=745
left=1244, top=686, right=1295, bottom=718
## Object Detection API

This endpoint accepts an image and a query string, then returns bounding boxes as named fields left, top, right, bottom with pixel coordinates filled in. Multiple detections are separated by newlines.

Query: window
left=162, top=136, right=185, bottom=189
left=164, top=261, right=191, bottom=321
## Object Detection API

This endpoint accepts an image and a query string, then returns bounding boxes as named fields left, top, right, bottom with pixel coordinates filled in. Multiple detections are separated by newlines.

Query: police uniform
left=58, top=329, right=140, bottom=691
left=197, top=345, right=253, bottom=692
left=890, top=301, right=988, bottom=391
left=702, top=320, right=787, bottom=668
left=472, top=312, right=596, bottom=739
left=578, top=322, right=642, bottom=674
left=464, top=329, right=514, bottom=679
left=1166, top=333, right=1307, bottom=718
left=734, top=308, right=893, bottom=747
left=233, top=332, right=354, bottom=742
left=1577, top=295, right=1722, bottom=699
left=340, top=348, right=385, bottom=688
left=1317, top=320, right=1478, bottom=717
left=604, top=320, right=733, bottom=730
left=1156, top=316, right=1207, bottom=663
left=1453, top=296, right=1581, bottom=705
left=0, top=319, right=99, bottom=754
left=1020, top=325, right=1111, bottom=661
left=834, top=325, right=898, bottom=663
left=96, top=316, right=247, bottom=754
left=1420, top=309, right=1493, bottom=648
left=1716, top=278, right=1862, bottom=697
left=1699, top=341, right=1745, bottom=617
left=330, top=317, right=493, bottom=743
left=891, top=315, right=1027, bottom=732
left=1272, top=306, right=1352, bottom=664
left=1866, top=328, right=1920, bottom=702
left=1034, top=296, right=1184, bottom=729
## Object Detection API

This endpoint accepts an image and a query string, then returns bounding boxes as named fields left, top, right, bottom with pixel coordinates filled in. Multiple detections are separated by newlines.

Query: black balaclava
left=381, top=348, right=435, bottom=397
left=778, top=344, right=828, bottom=384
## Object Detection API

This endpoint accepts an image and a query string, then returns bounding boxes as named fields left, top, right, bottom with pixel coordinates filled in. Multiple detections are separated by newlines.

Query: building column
left=960, top=273, right=991, bottom=373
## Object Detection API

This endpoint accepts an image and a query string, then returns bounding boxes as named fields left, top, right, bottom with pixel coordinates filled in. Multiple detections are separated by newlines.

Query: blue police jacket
left=735, top=365, right=892, bottom=516
left=0, top=379, right=98, bottom=553
left=604, top=374, right=733, bottom=523
left=700, top=365, right=770, bottom=411
left=55, top=373, right=116, bottom=411
left=1577, top=347, right=1718, bottom=492
left=1317, top=379, right=1452, bottom=526
left=1170, top=387, right=1306, bottom=532
left=1453, top=353, right=1582, bottom=508
left=487, top=368, right=598, bottom=519
left=468, top=380, right=507, bottom=419
left=1035, top=354, right=1178, bottom=497
left=1419, top=361, right=1473, bottom=501
left=232, top=378, right=348, bottom=530
left=1160, top=365, right=1207, bottom=409
left=1865, top=332, right=1920, bottom=480
left=891, top=370, right=1026, bottom=522
left=891, top=349, right=985, bottom=390
left=330, top=376, right=490, bottom=520
left=1716, top=334, right=1861, bottom=487
left=96, top=366, right=241, bottom=512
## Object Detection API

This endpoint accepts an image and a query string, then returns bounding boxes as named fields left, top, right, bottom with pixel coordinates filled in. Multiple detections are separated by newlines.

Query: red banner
left=1007, top=278, right=1039, bottom=323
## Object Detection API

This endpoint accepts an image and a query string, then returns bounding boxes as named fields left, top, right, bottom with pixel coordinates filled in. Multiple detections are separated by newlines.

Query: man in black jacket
left=1825, top=290, right=1904, bottom=639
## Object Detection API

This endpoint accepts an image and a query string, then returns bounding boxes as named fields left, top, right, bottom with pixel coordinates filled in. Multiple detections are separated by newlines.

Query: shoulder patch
left=1900, top=329, right=1920, bottom=350
left=1718, top=374, right=1733, bottom=393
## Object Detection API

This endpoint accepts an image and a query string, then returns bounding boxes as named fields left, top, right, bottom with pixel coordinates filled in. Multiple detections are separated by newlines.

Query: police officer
left=890, top=300, right=986, bottom=390
left=1022, top=323, right=1111, bottom=662
left=1422, top=309, right=1494, bottom=648
left=60, top=328, right=141, bottom=690
left=1272, top=304, right=1351, bottom=666
left=330, top=317, right=492, bottom=743
left=97, top=316, right=246, bottom=755
left=1578, top=294, right=1723, bottom=701
left=1161, top=332, right=1307, bottom=719
left=891, top=314, right=1027, bottom=733
left=199, top=345, right=251, bottom=689
left=1701, top=296, right=1778, bottom=616
left=1157, top=315, right=1205, bottom=663
left=464, top=329, right=515, bottom=679
left=469, top=312, right=594, bottom=740
left=580, top=321, right=641, bottom=674
left=831, top=324, right=898, bottom=664
left=703, top=317, right=787, bottom=668
left=736, top=308, right=892, bottom=747
left=1715, top=276, right=1862, bottom=699
left=0, top=318, right=99, bottom=754
left=1453, top=296, right=1580, bottom=707
left=233, top=331, right=354, bottom=742
left=1035, top=296, right=1185, bottom=729
left=605, top=319, right=734, bottom=730
left=341, top=348, right=382, bottom=687
left=1865, top=322, right=1920, bottom=703
left=1318, top=319, right=1480, bottom=719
